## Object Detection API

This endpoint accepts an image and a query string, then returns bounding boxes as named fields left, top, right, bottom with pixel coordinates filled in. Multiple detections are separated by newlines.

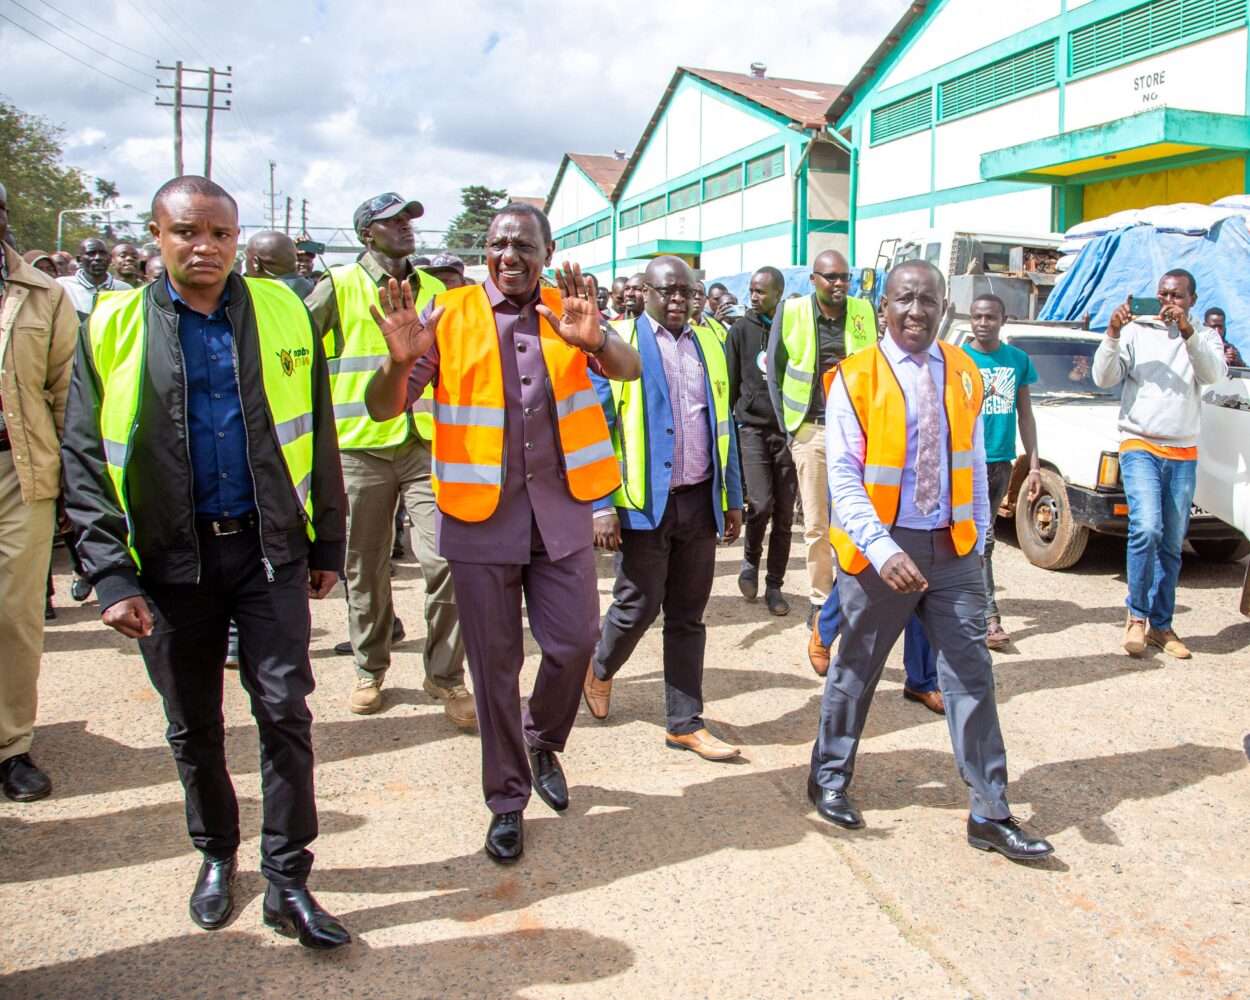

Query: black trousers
left=594, top=479, right=717, bottom=734
left=138, top=523, right=318, bottom=887
left=738, top=424, right=798, bottom=588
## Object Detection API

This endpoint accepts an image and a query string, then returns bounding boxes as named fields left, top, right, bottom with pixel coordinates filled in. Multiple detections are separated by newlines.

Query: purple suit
left=409, top=280, right=603, bottom=813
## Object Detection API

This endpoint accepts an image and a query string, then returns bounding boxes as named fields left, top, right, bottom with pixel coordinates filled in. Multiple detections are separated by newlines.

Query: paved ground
left=2, top=527, right=1248, bottom=999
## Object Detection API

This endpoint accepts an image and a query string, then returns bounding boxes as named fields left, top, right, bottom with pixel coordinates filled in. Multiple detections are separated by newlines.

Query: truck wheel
left=1015, top=469, right=1089, bottom=570
left=1190, top=537, right=1250, bottom=562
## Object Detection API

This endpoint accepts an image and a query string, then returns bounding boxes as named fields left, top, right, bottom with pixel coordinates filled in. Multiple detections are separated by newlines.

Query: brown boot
left=808, top=619, right=830, bottom=677
left=1146, top=627, right=1192, bottom=659
left=582, top=662, right=612, bottom=720
left=1122, top=616, right=1147, bottom=656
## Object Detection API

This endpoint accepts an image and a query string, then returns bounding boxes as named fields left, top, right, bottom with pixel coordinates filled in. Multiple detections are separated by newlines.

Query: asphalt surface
left=2, top=527, right=1247, bottom=999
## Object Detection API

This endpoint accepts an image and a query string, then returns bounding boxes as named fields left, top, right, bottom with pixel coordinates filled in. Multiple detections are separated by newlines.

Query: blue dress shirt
left=169, top=279, right=256, bottom=517
left=826, top=335, right=988, bottom=572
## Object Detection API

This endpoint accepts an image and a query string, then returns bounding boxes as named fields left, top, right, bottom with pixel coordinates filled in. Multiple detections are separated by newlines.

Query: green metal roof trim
left=827, top=0, right=939, bottom=128
left=623, top=239, right=703, bottom=258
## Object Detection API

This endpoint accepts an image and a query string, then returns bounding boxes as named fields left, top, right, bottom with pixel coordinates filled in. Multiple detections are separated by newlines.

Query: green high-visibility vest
left=692, top=314, right=728, bottom=344
left=778, top=294, right=877, bottom=433
left=324, top=262, right=444, bottom=449
left=607, top=318, right=731, bottom=513
left=90, top=279, right=317, bottom=569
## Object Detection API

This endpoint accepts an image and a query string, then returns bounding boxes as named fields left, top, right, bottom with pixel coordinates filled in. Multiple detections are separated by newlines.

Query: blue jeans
left=1119, top=450, right=1196, bottom=630
left=818, top=582, right=937, bottom=692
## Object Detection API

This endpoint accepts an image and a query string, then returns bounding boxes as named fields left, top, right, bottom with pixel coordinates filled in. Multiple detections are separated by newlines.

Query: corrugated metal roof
left=684, top=67, right=843, bottom=129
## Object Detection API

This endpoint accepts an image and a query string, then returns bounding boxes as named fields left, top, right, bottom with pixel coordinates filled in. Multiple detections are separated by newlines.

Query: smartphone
left=1130, top=296, right=1162, bottom=316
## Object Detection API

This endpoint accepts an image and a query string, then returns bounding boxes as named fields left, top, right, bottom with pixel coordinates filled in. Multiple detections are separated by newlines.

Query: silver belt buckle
left=211, top=519, right=242, bottom=536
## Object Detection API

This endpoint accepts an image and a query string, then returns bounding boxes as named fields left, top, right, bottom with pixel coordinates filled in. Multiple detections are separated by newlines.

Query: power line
left=6, top=0, right=156, bottom=80
left=120, top=0, right=182, bottom=57
left=34, top=0, right=158, bottom=61
left=0, top=11, right=150, bottom=95
left=145, top=0, right=211, bottom=65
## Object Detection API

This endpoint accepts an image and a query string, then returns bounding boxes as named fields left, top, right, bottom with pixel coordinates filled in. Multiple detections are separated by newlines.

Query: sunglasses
left=365, top=192, right=404, bottom=215
left=814, top=271, right=853, bottom=284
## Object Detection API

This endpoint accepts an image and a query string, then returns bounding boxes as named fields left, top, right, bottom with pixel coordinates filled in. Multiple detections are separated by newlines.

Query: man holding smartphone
left=1093, top=270, right=1227, bottom=659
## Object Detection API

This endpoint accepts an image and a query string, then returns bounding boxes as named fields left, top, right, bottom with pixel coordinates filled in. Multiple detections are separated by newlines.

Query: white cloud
left=0, top=0, right=908, bottom=236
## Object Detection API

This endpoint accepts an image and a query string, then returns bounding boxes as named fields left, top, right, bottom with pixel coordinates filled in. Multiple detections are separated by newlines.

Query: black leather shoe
left=0, top=754, right=52, bottom=802
left=70, top=575, right=92, bottom=602
left=529, top=748, right=568, bottom=812
left=44, top=599, right=56, bottom=621
left=262, top=884, right=351, bottom=949
left=737, top=561, right=759, bottom=601
left=967, top=815, right=1054, bottom=862
left=764, top=586, right=789, bottom=616
left=806, top=776, right=864, bottom=829
left=189, top=856, right=236, bottom=930
left=485, top=811, right=524, bottom=864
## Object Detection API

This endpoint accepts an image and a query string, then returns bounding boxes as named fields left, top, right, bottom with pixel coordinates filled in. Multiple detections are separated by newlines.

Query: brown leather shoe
left=985, top=618, right=1011, bottom=650
left=583, top=662, right=612, bottom=720
left=1123, top=616, right=1147, bottom=656
left=808, top=619, right=830, bottom=677
left=665, top=728, right=740, bottom=761
left=1146, top=627, right=1192, bottom=660
left=903, top=686, right=945, bottom=715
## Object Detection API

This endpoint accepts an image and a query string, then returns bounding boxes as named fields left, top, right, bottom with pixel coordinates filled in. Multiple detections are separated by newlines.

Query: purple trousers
left=448, top=540, right=600, bottom=814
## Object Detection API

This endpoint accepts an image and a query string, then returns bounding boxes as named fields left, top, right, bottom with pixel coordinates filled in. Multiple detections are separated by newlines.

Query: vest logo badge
left=714, top=378, right=727, bottom=400
left=277, top=347, right=312, bottom=376
left=960, top=370, right=975, bottom=401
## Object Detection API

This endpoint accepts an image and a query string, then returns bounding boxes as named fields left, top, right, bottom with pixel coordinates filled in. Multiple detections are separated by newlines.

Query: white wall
left=853, top=208, right=931, bottom=269
left=548, top=166, right=608, bottom=233
left=742, top=175, right=791, bottom=230
left=809, top=171, right=850, bottom=220
left=552, top=233, right=613, bottom=273
left=858, top=128, right=931, bottom=204
left=806, top=231, right=850, bottom=263
left=739, top=234, right=792, bottom=276
left=1064, top=29, right=1248, bottom=130
left=880, top=0, right=1063, bottom=91
left=929, top=186, right=1053, bottom=233
left=934, top=90, right=1060, bottom=189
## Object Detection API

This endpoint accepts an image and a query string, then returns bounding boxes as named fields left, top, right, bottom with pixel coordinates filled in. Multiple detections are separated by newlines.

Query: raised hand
left=370, top=277, right=442, bottom=367
left=1107, top=296, right=1133, bottom=339
left=537, top=262, right=606, bottom=354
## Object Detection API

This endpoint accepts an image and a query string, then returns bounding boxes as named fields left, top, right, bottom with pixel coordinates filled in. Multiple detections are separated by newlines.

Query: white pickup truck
left=1196, top=370, right=1250, bottom=614
left=945, top=320, right=1247, bottom=571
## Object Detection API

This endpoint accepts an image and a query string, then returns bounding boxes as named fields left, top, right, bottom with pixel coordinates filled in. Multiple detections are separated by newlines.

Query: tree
left=444, top=185, right=508, bottom=265
left=0, top=97, right=93, bottom=252
left=93, top=177, right=120, bottom=208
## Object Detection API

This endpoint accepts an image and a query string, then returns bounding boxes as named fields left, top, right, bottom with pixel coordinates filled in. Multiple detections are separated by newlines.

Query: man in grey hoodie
left=1092, top=269, right=1227, bottom=660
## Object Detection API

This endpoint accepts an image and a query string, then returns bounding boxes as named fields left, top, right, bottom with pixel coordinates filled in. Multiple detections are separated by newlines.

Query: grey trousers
left=809, top=527, right=1010, bottom=820
left=983, top=461, right=1014, bottom=620
left=341, top=437, right=465, bottom=686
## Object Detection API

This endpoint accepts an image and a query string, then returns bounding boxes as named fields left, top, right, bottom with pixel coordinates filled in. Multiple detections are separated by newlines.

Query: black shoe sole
left=262, top=908, right=350, bottom=949
left=532, top=783, right=568, bottom=812
left=967, top=835, right=1054, bottom=861
left=737, top=576, right=759, bottom=602
left=3, top=784, right=52, bottom=802
left=765, top=599, right=789, bottom=617
left=485, top=846, right=523, bottom=865
left=806, top=782, right=864, bottom=830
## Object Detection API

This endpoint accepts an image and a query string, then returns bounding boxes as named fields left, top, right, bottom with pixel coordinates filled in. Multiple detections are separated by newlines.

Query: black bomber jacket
left=60, top=272, right=346, bottom=611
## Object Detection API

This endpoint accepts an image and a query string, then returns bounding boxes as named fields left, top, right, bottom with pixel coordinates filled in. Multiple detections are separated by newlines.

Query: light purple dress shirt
left=826, top=335, right=988, bottom=572
left=649, top=315, right=712, bottom=487
left=408, top=279, right=605, bottom=565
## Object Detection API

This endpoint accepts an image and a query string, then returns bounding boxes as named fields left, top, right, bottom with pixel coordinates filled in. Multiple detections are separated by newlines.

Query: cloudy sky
left=2, top=0, right=904, bottom=242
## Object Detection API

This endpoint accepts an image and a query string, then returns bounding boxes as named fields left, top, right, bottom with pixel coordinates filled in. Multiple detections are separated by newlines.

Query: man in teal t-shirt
left=962, top=294, right=1041, bottom=650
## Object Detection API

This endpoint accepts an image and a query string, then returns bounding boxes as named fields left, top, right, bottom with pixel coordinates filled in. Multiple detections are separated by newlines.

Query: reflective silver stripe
left=433, top=459, right=503, bottom=486
left=326, top=354, right=388, bottom=375
left=433, top=400, right=506, bottom=428
left=951, top=450, right=975, bottom=470
left=863, top=464, right=903, bottom=487
left=412, top=397, right=434, bottom=414
left=334, top=401, right=371, bottom=420
left=293, top=472, right=311, bottom=506
left=103, top=438, right=128, bottom=466
left=782, top=390, right=809, bottom=415
left=564, top=438, right=615, bottom=470
left=275, top=412, right=313, bottom=446
left=716, top=420, right=731, bottom=439
left=554, top=387, right=601, bottom=420
left=952, top=502, right=973, bottom=522
left=784, top=363, right=813, bottom=386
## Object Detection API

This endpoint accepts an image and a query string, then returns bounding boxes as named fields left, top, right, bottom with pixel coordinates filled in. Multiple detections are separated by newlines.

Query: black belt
left=669, top=478, right=711, bottom=495
left=197, top=511, right=259, bottom=536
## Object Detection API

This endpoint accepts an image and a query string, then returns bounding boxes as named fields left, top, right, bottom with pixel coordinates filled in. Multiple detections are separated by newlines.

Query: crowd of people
left=0, top=173, right=1233, bottom=950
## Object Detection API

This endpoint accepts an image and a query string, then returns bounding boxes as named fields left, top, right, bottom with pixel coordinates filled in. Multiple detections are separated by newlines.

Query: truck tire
left=1189, top=537, right=1250, bottom=562
left=1015, top=469, right=1089, bottom=570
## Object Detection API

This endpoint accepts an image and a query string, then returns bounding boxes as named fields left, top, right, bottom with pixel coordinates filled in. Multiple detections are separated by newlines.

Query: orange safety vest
left=430, top=284, right=620, bottom=522
left=828, top=341, right=984, bottom=574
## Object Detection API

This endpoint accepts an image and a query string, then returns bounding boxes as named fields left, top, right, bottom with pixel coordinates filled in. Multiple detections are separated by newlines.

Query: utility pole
left=284, top=196, right=292, bottom=235
left=156, top=63, right=232, bottom=179
left=300, top=199, right=309, bottom=235
left=266, top=161, right=281, bottom=230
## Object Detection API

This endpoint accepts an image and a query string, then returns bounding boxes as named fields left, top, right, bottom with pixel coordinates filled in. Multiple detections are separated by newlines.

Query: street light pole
left=56, top=204, right=135, bottom=251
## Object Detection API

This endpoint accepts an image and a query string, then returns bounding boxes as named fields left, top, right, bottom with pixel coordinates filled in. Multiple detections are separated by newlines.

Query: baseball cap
left=353, top=192, right=425, bottom=237
left=426, top=253, right=465, bottom=276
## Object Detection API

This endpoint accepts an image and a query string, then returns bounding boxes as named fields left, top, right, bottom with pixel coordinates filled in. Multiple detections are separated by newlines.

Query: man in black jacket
left=60, top=176, right=351, bottom=949
left=725, top=266, right=795, bottom=616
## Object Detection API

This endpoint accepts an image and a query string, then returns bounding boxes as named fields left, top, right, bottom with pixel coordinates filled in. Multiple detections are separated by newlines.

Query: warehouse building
left=831, top=0, right=1250, bottom=266
left=545, top=66, right=847, bottom=281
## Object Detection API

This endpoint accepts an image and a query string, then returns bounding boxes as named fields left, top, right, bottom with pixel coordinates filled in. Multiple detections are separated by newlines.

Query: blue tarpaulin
left=1039, top=219, right=1250, bottom=355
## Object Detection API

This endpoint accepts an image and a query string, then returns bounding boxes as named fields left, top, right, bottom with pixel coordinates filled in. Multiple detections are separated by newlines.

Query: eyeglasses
left=645, top=284, right=694, bottom=301
left=814, top=271, right=852, bottom=284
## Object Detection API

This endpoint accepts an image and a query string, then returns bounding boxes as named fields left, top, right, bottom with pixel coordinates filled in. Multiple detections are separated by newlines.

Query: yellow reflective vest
left=777, top=294, right=877, bottom=433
